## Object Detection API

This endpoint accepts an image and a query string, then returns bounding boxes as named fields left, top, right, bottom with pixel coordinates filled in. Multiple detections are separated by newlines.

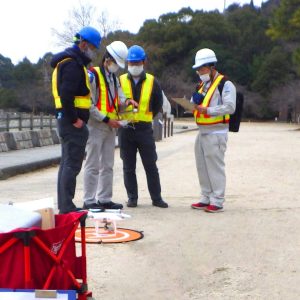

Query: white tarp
left=162, top=91, right=171, bottom=115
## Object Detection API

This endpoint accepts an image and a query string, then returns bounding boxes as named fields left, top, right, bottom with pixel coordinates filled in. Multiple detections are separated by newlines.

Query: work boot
left=205, top=205, right=224, bottom=213
left=191, top=202, right=209, bottom=210
left=127, top=199, right=137, bottom=207
left=83, top=202, right=102, bottom=210
left=98, top=201, right=123, bottom=210
left=59, top=207, right=83, bottom=214
left=152, top=199, right=168, bottom=208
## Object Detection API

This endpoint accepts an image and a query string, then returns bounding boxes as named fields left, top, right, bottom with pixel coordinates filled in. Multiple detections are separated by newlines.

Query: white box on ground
left=13, top=198, right=55, bottom=230
left=0, top=204, right=42, bottom=233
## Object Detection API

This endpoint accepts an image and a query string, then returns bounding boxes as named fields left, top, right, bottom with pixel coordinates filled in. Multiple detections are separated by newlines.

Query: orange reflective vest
left=119, top=73, right=154, bottom=122
left=194, top=74, right=230, bottom=125
left=52, top=58, right=91, bottom=109
left=91, top=67, right=119, bottom=120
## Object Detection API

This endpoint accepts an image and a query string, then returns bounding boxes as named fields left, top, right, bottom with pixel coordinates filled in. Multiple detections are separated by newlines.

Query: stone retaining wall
left=0, top=129, right=60, bottom=152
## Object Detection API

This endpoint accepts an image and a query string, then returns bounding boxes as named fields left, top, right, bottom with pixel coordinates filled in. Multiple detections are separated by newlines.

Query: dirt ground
left=1, top=121, right=300, bottom=300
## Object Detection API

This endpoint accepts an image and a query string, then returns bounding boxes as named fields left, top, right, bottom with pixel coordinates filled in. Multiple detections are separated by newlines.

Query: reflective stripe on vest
left=52, top=58, right=91, bottom=109
left=193, top=74, right=230, bottom=125
left=120, top=73, right=154, bottom=122
left=92, top=67, right=119, bottom=120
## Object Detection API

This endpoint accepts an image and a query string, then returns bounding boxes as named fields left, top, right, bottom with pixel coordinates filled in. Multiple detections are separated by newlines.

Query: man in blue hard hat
left=119, top=45, right=168, bottom=208
left=51, top=26, right=101, bottom=214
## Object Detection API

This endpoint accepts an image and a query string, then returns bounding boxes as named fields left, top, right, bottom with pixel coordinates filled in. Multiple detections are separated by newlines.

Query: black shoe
left=127, top=199, right=137, bottom=207
left=152, top=199, right=168, bottom=208
left=83, top=202, right=102, bottom=210
left=59, top=207, right=83, bottom=214
left=98, top=201, right=123, bottom=210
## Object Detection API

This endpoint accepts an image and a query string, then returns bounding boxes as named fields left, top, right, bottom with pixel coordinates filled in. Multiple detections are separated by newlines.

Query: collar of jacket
left=64, top=45, right=91, bottom=66
left=99, top=66, right=116, bottom=85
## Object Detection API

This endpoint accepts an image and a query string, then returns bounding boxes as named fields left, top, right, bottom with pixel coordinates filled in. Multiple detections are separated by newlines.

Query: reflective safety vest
left=52, top=58, right=91, bottom=109
left=92, top=67, right=119, bottom=120
left=194, top=74, right=230, bottom=125
left=119, top=73, right=154, bottom=122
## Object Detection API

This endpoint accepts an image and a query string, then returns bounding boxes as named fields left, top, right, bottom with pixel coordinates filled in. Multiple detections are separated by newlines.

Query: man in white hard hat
left=190, top=48, right=236, bottom=213
left=83, top=41, right=137, bottom=210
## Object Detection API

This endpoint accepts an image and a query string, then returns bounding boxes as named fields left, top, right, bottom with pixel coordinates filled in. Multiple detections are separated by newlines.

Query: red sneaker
left=205, top=205, right=224, bottom=213
left=191, top=202, right=209, bottom=210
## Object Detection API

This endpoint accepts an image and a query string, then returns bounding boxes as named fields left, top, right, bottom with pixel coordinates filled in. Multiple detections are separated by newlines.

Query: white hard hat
left=192, top=48, right=217, bottom=69
left=106, top=41, right=128, bottom=69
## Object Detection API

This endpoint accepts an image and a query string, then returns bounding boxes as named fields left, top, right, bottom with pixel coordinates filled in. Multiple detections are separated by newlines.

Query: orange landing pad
left=75, top=227, right=143, bottom=244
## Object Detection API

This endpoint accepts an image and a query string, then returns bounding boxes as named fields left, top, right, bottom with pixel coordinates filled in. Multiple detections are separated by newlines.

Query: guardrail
left=0, top=112, right=174, bottom=138
left=0, top=113, right=56, bottom=132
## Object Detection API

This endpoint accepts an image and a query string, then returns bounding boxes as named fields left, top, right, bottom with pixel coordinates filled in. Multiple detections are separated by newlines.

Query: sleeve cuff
left=102, top=116, right=110, bottom=123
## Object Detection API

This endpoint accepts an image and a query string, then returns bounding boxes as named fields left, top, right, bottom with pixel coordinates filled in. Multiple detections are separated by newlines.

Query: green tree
left=13, top=58, right=41, bottom=112
left=0, top=88, right=17, bottom=108
left=251, top=46, right=290, bottom=94
left=267, top=0, right=300, bottom=73
left=0, top=55, right=15, bottom=88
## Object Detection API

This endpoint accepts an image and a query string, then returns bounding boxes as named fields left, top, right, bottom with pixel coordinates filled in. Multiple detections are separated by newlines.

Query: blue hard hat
left=78, top=26, right=101, bottom=49
left=127, top=45, right=146, bottom=62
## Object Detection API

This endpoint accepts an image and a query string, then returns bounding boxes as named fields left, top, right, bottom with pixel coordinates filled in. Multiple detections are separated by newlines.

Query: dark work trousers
left=118, top=123, right=162, bottom=203
left=57, top=118, right=89, bottom=213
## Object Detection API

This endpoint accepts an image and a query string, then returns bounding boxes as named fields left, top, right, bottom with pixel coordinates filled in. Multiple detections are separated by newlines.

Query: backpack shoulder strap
left=218, top=75, right=229, bottom=124
left=217, top=75, right=229, bottom=95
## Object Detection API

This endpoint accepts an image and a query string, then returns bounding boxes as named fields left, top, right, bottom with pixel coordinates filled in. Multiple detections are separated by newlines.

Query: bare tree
left=97, top=10, right=121, bottom=38
left=51, top=2, right=94, bottom=48
left=51, top=1, right=121, bottom=48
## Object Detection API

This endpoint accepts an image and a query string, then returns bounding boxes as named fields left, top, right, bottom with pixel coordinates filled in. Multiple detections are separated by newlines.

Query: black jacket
left=50, top=45, right=91, bottom=124
left=125, top=72, right=163, bottom=117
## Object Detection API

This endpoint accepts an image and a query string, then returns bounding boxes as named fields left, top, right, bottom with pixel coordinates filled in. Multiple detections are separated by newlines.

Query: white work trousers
left=83, top=122, right=116, bottom=204
left=194, top=131, right=228, bottom=207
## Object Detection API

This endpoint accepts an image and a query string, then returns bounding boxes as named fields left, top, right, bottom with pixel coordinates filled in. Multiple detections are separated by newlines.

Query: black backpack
left=218, top=77, right=244, bottom=132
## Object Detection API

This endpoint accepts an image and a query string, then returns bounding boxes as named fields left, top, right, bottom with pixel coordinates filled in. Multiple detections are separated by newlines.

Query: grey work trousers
left=83, top=122, right=116, bottom=204
left=194, top=131, right=228, bottom=207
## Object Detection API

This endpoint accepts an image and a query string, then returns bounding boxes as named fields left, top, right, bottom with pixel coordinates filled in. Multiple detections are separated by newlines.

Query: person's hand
left=108, top=119, right=121, bottom=128
left=126, top=99, right=139, bottom=108
left=73, top=118, right=84, bottom=128
left=196, top=105, right=208, bottom=115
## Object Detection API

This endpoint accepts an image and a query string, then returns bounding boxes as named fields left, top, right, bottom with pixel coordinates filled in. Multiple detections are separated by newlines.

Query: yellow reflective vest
left=194, top=74, right=230, bottom=125
left=52, top=58, right=91, bottom=109
left=91, top=67, right=119, bottom=120
left=119, top=73, right=154, bottom=122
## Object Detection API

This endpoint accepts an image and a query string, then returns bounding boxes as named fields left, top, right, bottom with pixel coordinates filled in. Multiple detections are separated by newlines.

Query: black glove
left=192, top=92, right=205, bottom=105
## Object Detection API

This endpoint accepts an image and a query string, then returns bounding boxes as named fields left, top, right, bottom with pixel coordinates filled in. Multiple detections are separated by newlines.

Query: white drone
left=87, top=209, right=131, bottom=237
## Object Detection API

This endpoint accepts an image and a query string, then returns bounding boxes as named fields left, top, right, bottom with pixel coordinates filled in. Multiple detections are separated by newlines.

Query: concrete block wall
left=1, top=131, right=33, bottom=150
left=30, top=129, right=54, bottom=147
left=0, top=129, right=60, bottom=152
left=0, top=133, right=8, bottom=152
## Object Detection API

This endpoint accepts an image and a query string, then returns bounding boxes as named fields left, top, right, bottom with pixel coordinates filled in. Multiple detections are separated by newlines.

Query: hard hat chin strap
left=209, top=66, right=216, bottom=82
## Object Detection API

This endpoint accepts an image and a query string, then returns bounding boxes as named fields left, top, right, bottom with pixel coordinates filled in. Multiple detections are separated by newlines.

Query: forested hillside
left=0, top=0, right=299, bottom=121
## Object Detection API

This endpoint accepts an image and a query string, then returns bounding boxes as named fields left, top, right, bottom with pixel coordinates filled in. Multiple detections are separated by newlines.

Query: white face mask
left=128, top=65, right=143, bottom=77
left=107, top=62, right=119, bottom=73
left=199, top=73, right=210, bottom=83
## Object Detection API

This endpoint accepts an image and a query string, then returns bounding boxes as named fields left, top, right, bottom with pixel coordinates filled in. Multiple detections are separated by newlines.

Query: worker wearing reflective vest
left=118, top=45, right=168, bottom=208
left=51, top=26, right=101, bottom=214
left=190, top=48, right=236, bottom=213
left=83, top=41, right=130, bottom=211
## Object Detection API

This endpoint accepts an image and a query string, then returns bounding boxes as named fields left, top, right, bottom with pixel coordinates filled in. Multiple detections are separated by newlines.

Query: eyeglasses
left=107, top=56, right=117, bottom=64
